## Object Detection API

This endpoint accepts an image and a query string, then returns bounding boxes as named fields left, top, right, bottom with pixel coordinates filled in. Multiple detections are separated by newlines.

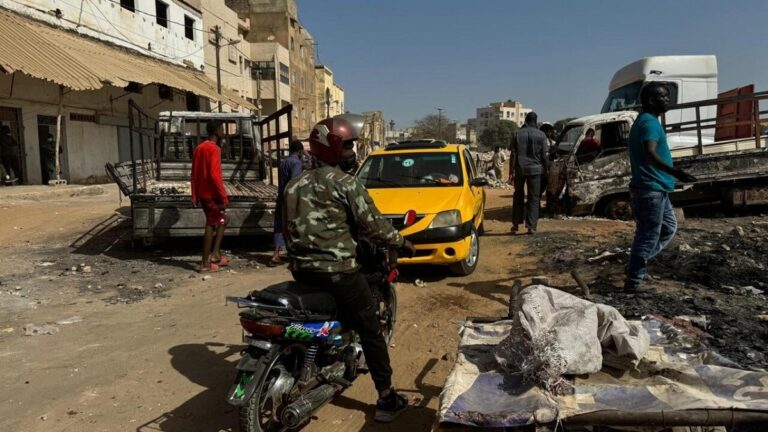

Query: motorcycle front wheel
left=377, top=282, right=397, bottom=344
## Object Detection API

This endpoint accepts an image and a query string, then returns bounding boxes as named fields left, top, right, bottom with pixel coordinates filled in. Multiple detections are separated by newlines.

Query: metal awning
left=0, top=8, right=254, bottom=110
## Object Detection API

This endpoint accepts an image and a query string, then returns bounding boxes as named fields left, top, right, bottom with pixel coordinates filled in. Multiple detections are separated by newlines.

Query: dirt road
left=1, top=186, right=765, bottom=432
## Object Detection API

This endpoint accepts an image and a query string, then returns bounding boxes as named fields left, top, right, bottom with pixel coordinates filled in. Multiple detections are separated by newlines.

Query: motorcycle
left=225, top=242, right=400, bottom=431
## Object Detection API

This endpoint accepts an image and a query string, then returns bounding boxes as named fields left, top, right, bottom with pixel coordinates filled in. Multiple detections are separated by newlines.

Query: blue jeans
left=626, top=188, right=677, bottom=286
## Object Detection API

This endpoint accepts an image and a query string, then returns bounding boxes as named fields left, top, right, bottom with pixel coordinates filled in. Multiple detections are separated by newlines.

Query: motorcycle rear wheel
left=239, top=363, right=291, bottom=432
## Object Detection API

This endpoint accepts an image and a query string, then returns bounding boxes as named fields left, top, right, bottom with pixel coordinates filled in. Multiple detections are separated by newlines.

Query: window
left=463, top=149, right=476, bottom=180
left=279, top=63, right=289, bottom=84
left=251, top=61, right=275, bottom=80
left=155, top=0, right=168, bottom=28
left=290, top=37, right=295, bottom=51
left=184, top=15, right=195, bottom=41
left=120, top=0, right=135, bottom=12
left=228, top=44, right=237, bottom=63
left=357, top=152, right=464, bottom=189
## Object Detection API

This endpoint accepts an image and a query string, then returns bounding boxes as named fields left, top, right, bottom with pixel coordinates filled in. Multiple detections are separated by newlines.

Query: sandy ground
left=0, top=184, right=764, bottom=432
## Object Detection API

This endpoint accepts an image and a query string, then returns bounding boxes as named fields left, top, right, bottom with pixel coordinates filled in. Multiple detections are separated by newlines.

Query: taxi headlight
left=428, top=210, right=461, bottom=229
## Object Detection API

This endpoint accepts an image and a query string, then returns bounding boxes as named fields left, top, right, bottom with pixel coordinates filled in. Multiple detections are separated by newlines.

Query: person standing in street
left=269, top=139, right=304, bottom=267
left=625, top=82, right=696, bottom=291
left=492, top=146, right=506, bottom=182
left=191, top=120, right=230, bottom=273
left=510, top=112, right=549, bottom=234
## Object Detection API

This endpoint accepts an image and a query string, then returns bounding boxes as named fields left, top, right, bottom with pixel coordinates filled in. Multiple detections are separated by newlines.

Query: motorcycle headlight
left=429, top=210, right=461, bottom=229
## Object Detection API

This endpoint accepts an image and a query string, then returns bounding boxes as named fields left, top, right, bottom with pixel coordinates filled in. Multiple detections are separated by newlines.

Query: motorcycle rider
left=283, top=114, right=416, bottom=423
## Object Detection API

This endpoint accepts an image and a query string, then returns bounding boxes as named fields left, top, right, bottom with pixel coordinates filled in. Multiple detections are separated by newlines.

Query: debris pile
left=518, top=220, right=768, bottom=370
left=494, top=286, right=649, bottom=393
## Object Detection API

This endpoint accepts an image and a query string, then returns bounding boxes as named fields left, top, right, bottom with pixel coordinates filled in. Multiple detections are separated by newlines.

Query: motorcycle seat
left=250, top=282, right=337, bottom=320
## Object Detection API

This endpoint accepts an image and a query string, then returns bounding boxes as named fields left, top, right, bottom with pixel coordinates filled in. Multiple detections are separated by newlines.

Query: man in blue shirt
left=269, top=140, right=305, bottom=266
left=626, top=83, right=696, bottom=291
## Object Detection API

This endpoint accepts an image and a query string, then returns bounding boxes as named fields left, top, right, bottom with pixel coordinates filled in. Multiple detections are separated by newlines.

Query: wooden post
left=695, top=106, right=703, bottom=155
left=53, top=85, right=64, bottom=183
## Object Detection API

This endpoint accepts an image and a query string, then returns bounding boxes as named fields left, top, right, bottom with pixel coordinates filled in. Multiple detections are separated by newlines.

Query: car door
left=463, top=149, right=484, bottom=221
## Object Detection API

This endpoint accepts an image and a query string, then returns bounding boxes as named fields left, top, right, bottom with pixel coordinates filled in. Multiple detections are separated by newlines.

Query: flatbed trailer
left=106, top=101, right=292, bottom=245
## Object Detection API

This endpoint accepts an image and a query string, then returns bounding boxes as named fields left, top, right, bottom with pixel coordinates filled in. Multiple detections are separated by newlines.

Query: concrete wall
left=1, top=0, right=205, bottom=69
left=0, top=73, right=189, bottom=184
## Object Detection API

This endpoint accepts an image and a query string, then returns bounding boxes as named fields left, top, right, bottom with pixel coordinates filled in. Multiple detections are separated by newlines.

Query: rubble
left=518, top=221, right=768, bottom=369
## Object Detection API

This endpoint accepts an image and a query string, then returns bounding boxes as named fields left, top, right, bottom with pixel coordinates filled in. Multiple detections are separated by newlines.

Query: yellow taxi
left=357, top=140, right=487, bottom=275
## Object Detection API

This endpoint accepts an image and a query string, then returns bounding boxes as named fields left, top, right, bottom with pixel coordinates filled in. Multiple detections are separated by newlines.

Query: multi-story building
left=250, top=42, right=291, bottom=117
left=0, top=0, right=251, bottom=185
left=475, top=100, right=533, bottom=138
left=466, top=119, right=478, bottom=145
left=200, top=0, right=254, bottom=111
left=314, top=65, right=345, bottom=119
left=227, top=0, right=317, bottom=138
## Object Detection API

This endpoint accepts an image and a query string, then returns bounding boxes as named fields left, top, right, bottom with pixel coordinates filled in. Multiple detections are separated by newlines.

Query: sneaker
left=510, top=224, right=520, bottom=233
left=623, top=280, right=652, bottom=293
left=374, top=390, right=409, bottom=423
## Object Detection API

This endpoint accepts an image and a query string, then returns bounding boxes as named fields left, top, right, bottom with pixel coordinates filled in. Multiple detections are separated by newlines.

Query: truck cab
left=601, top=55, right=718, bottom=148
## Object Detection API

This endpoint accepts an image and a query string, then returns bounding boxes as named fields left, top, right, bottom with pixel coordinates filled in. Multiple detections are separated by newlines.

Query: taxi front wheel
left=450, top=226, right=479, bottom=276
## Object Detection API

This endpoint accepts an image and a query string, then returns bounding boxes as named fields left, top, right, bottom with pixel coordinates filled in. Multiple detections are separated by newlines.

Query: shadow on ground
left=330, top=357, right=440, bottom=431
left=137, top=343, right=240, bottom=432
left=69, top=211, right=273, bottom=267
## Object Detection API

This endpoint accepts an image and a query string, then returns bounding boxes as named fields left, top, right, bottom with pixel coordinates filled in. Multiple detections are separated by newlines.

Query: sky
left=297, top=0, right=768, bottom=128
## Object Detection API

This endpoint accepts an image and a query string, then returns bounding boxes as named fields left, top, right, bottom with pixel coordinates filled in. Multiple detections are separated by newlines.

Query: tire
left=450, top=226, right=480, bottom=276
left=477, top=220, right=485, bottom=236
left=602, top=195, right=633, bottom=221
left=382, top=283, right=397, bottom=344
left=239, top=363, right=290, bottom=432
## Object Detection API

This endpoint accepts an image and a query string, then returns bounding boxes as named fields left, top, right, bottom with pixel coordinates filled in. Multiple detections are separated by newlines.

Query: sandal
left=267, top=259, right=285, bottom=268
left=213, top=256, right=230, bottom=267
left=198, top=262, right=220, bottom=273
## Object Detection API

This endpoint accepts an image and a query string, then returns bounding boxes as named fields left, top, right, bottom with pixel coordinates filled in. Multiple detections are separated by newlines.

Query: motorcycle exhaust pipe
left=281, top=384, right=337, bottom=429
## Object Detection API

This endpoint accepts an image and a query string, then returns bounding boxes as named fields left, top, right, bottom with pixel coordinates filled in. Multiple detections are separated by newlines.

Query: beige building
left=315, top=65, right=345, bottom=119
left=475, top=100, right=533, bottom=138
left=250, top=42, right=291, bottom=117
left=227, top=0, right=317, bottom=138
left=199, top=0, right=254, bottom=112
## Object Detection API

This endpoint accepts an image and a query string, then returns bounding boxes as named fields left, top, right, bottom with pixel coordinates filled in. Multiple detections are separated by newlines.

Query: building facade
left=249, top=42, right=291, bottom=118
left=200, top=0, right=254, bottom=111
left=475, top=100, right=532, bottom=138
left=314, top=65, right=345, bottom=119
left=227, top=0, right=317, bottom=138
left=1, top=0, right=206, bottom=69
left=0, top=1, right=249, bottom=185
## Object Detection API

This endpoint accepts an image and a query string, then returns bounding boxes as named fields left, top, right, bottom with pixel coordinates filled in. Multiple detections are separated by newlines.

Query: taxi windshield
left=357, top=152, right=463, bottom=188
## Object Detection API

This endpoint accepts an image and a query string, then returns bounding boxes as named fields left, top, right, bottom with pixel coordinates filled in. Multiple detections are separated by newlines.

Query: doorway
left=0, top=106, right=24, bottom=184
left=37, top=115, right=68, bottom=184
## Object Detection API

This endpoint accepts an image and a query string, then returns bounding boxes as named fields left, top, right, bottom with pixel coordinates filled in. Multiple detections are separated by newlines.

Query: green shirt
left=284, top=165, right=404, bottom=273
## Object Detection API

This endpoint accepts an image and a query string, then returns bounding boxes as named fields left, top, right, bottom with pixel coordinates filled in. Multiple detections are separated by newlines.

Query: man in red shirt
left=191, top=120, right=229, bottom=272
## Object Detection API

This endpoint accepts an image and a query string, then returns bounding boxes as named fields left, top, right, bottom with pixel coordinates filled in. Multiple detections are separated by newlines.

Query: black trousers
left=512, top=174, right=542, bottom=231
left=292, top=270, right=392, bottom=392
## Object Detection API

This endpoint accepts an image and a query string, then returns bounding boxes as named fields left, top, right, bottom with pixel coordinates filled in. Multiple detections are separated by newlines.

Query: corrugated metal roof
left=0, top=9, right=254, bottom=110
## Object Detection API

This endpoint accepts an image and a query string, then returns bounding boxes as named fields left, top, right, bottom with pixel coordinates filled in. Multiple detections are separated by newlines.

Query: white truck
left=547, top=55, right=768, bottom=219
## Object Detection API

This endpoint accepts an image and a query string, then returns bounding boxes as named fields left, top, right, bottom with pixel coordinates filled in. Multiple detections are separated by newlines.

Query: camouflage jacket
left=284, top=165, right=404, bottom=273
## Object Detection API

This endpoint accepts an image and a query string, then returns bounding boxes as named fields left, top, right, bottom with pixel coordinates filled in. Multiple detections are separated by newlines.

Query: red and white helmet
left=309, top=114, right=364, bottom=166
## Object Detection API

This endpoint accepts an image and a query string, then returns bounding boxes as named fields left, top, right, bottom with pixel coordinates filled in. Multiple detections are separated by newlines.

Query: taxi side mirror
left=470, top=178, right=489, bottom=187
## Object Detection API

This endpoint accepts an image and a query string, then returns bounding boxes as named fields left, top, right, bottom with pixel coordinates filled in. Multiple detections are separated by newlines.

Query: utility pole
left=325, top=87, right=331, bottom=118
left=436, top=107, right=444, bottom=140
left=210, top=25, right=240, bottom=112
left=212, top=25, right=223, bottom=112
